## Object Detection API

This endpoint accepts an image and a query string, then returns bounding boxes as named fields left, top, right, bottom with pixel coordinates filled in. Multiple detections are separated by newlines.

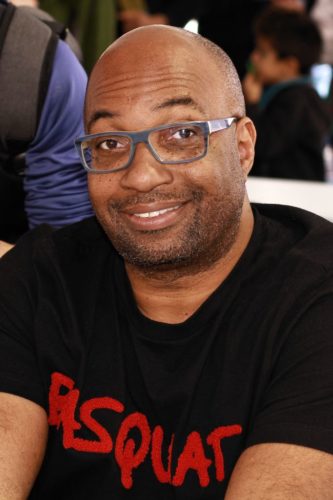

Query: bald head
left=85, top=25, right=245, bottom=127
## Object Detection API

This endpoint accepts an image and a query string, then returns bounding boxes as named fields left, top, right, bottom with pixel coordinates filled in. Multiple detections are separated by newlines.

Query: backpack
left=0, top=2, right=69, bottom=241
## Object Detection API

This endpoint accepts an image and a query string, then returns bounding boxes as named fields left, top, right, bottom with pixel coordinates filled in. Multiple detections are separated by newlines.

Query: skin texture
left=86, top=26, right=256, bottom=323
left=225, top=443, right=333, bottom=499
left=0, top=241, right=14, bottom=258
left=0, top=393, right=48, bottom=499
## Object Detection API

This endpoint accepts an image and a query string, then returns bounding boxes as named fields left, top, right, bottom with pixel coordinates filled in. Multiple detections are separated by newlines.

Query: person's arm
left=226, top=292, right=333, bottom=497
left=0, top=393, right=48, bottom=499
left=225, top=442, right=333, bottom=498
left=25, top=39, right=93, bottom=230
left=0, top=227, right=54, bottom=496
left=0, top=241, right=14, bottom=257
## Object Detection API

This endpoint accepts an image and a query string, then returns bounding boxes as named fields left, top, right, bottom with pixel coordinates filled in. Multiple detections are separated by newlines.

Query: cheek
left=181, top=166, right=214, bottom=191
left=88, top=175, right=118, bottom=212
left=182, top=166, right=228, bottom=203
left=194, top=141, right=240, bottom=188
left=88, top=174, right=118, bottom=197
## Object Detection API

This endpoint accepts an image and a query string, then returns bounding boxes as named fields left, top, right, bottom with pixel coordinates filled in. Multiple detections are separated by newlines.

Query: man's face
left=85, top=30, right=252, bottom=273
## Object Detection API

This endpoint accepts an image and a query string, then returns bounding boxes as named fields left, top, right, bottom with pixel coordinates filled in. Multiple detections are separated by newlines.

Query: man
left=0, top=25, right=333, bottom=499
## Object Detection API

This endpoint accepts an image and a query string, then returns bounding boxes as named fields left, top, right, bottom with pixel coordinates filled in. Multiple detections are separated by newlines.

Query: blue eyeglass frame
left=75, top=117, right=238, bottom=174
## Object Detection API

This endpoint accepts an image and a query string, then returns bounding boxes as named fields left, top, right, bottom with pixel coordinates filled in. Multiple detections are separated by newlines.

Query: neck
left=126, top=204, right=254, bottom=324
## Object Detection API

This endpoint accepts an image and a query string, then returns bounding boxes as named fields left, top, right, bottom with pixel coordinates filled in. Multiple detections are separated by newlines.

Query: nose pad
left=119, top=141, right=173, bottom=192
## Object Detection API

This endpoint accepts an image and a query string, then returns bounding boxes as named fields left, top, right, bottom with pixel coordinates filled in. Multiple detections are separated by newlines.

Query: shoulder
left=253, top=203, right=333, bottom=276
left=53, top=39, right=86, bottom=79
left=0, top=217, right=108, bottom=274
left=273, top=83, right=328, bottom=111
left=0, top=218, right=116, bottom=322
left=51, top=216, right=109, bottom=257
left=255, top=201, right=333, bottom=239
left=35, top=38, right=87, bottom=139
left=47, top=39, right=87, bottom=103
left=41, top=216, right=110, bottom=261
left=275, top=82, right=317, bottom=98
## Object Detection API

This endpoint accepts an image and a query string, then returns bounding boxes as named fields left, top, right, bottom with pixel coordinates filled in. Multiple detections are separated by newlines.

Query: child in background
left=243, top=7, right=331, bottom=181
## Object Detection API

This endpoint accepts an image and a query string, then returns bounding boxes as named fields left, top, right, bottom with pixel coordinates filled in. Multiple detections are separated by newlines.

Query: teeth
left=134, top=206, right=179, bottom=218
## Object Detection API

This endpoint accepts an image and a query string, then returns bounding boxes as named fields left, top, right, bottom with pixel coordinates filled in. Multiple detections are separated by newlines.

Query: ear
left=236, top=117, right=256, bottom=177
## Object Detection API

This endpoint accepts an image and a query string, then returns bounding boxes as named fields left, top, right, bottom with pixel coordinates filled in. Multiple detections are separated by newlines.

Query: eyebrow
left=86, top=110, right=119, bottom=131
left=152, top=96, right=204, bottom=113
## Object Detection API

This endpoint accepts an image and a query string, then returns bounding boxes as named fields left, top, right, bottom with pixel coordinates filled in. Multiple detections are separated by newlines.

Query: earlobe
left=236, top=117, right=256, bottom=177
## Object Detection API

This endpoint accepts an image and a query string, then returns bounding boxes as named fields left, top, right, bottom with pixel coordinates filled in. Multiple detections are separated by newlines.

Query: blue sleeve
left=24, top=39, right=93, bottom=229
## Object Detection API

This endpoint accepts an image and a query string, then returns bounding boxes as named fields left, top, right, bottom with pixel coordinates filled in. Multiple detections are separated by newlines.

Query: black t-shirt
left=0, top=204, right=333, bottom=499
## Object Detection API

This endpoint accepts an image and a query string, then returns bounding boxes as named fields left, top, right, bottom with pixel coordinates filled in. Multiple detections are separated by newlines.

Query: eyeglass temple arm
left=208, top=117, right=238, bottom=133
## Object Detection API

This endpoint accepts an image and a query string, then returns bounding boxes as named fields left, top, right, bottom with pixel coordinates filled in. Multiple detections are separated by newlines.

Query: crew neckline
left=113, top=208, right=265, bottom=342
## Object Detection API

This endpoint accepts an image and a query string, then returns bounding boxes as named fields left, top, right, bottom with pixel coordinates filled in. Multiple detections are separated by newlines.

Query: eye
left=98, top=138, right=123, bottom=150
left=172, top=128, right=196, bottom=140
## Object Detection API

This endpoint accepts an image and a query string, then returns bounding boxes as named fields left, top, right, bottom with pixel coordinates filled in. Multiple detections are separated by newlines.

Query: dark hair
left=254, top=7, right=322, bottom=74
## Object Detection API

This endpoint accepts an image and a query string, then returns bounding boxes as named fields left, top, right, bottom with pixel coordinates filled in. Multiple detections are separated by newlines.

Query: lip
left=120, top=201, right=187, bottom=231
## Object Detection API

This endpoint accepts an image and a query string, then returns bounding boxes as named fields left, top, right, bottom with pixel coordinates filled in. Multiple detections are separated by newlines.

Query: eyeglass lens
left=82, top=124, right=206, bottom=171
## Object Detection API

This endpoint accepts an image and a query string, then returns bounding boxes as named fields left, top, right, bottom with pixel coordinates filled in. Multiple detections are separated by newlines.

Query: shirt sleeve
left=0, top=227, right=53, bottom=409
left=246, top=292, right=333, bottom=455
left=24, top=39, right=93, bottom=229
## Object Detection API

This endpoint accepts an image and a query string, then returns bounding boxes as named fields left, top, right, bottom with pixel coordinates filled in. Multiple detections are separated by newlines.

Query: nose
left=119, top=142, right=173, bottom=192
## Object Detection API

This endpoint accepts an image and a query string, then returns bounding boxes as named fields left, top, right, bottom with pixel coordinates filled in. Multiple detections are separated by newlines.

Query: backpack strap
left=0, top=3, right=58, bottom=157
left=0, top=2, right=14, bottom=55
left=0, top=3, right=60, bottom=241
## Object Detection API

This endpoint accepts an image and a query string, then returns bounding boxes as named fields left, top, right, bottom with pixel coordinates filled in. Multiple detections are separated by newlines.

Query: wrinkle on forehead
left=94, top=67, right=207, bottom=92
left=92, top=69, right=210, bottom=104
left=87, top=64, right=219, bottom=126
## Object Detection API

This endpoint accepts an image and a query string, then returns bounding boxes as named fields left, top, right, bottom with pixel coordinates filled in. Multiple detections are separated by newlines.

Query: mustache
left=109, top=190, right=203, bottom=210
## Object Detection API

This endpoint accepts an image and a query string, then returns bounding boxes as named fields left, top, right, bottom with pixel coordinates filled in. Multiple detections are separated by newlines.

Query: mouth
left=133, top=205, right=181, bottom=219
left=119, top=202, right=187, bottom=231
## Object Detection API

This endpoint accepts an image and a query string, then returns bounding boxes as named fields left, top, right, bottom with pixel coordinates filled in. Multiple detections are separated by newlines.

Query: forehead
left=85, top=34, right=225, bottom=132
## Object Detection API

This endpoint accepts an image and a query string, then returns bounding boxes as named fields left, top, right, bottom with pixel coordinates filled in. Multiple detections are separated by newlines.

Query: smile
left=120, top=202, right=187, bottom=232
left=133, top=206, right=180, bottom=218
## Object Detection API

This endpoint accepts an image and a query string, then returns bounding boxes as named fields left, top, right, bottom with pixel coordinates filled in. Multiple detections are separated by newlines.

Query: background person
left=243, top=7, right=331, bottom=180
left=0, top=0, right=93, bottom=242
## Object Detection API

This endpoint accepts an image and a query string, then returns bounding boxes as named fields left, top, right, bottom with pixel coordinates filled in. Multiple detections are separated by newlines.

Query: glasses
left=75, top=117, right=238, bottom=174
